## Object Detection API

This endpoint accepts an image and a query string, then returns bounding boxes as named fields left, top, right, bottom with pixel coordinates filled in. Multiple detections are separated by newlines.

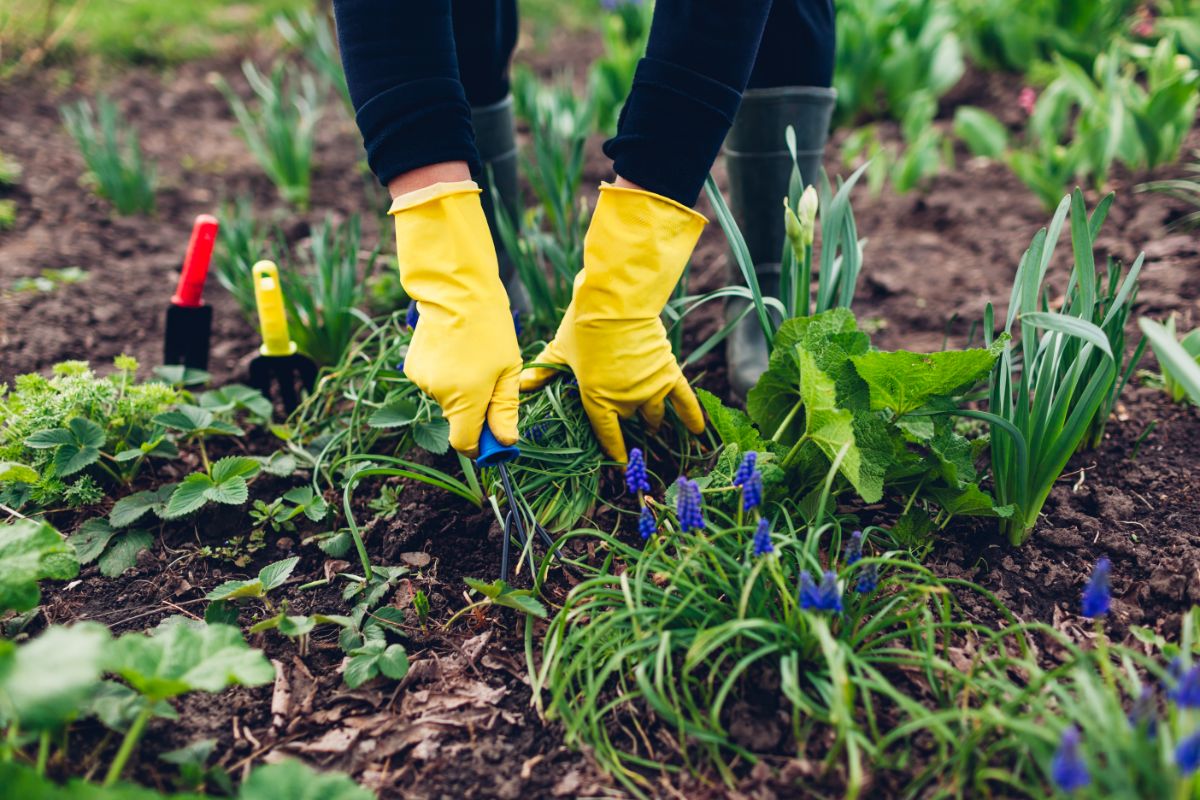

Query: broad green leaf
left=797, top=347, right=878, bottom=502
left=0, top=519, right=79, bottom=613
left=87, top=681, right=178, bottom=733
left=926, top=421, right=977, bottom=487
left=1141, top=318, right=1200, bottom=404
left=928, top=484, right=1015, bottom=519
left=891, top=508, right=935, bottom=548
left=104, top=617, right=274, bottom=702
left=851, top=346, right=999, bottom=416
left=152, top=405, right=215, bottom=433
left=210, top=456, right=262, bottom=484
left=343, top=649, right=380, bottom=689
left=953, top=106, right=1008, bottom=158
left=110, top=485, right=176, bottom=527
left=413, top=418, right=451, bottom=454
left=69, top=518, right=118, bottom=564
left=206, top=579, right=264, bottom=602
left=237, top=759, right=373, bottom=800
left=24, top=428, right=75, bottom=448
left=0, top=623, right=110, bottom=730
left=248, top=612, right=284, bottom=634
left=98, top=530, right=154, bottom=577
left=204, top=599, right=239, bottom=626
left=258, top=451, right=297, bottom=477
left=163, top=473, right=215, bottom=518
left=464, top=577, right=548, bottom=618
left=0, top=462, right=38, bottom=484
left=278, top=615, right=316, bottom=637
left=204, top=475, right=249, bottom=506
left=378, top=644, right=409, bottom=680
left=257, top=556, right=300, bottom=592
left=368, top=399, right=419, bottom=428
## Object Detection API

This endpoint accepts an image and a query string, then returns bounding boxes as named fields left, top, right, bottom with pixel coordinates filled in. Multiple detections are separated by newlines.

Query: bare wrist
left=388, top=161, right=473, bottom=198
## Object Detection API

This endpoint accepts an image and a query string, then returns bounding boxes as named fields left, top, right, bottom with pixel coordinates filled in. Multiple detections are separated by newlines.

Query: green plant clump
left=0, top=359, right=179, bottom=511
left=60, top=96, right=157, bottom=215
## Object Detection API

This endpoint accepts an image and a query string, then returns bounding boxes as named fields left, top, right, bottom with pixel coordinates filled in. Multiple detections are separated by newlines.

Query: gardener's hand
left=391, top=180, right=521, bottom=456
left=520, top=183, right=707, bottom=463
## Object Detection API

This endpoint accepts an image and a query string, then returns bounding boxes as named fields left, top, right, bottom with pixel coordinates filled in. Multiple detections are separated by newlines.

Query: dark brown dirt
left=4, top=24, right=1200, bottom=800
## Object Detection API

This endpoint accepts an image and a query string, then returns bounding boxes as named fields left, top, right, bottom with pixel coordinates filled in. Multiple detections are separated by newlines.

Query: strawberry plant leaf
left=257, top=556, right=299, bottom=592
left=24, top=428, right=75, bottom=448
left=206, top=579, right=264, bottom=602
left=0, top=519, right=79, bottom=613
left=98, top=530, right=153, bottom=577
left=258, top=451, right=297, bottom=477
left=278, top=615, right=316, bottom=638
left=104, top=617, right=274, bottom=702
left=464, top=577, right=548, bottom=618
left=163, top=474, right=216, bottom=518
left=238, top=759, right=374, bottom=800
left=0, top=623, right=110, bottom=731
left=86, top=681, right=178, bottom=733
left=210, top=456, right=262, bottom=484
left=412, top=418, right=450, bottom=454
left=928, top=484, right=1015, bottom=519
left=343, top=648, right=380, bottom=689
left=152, top=405, right=215, bottom=433
left=368, top=399, right=419, bottom=429
left=378, top=644, right=409, bottom=680
left=204, top=475, right=249, bottom=506
left=109, top=484, right=176, bottom=527
left=204, top=599, right=239, bottom=626
left=69, top=518, right=118, bottom=564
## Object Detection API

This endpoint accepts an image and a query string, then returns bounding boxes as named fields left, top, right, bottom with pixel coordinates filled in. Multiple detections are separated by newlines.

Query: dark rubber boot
left=724, top=86, right=836, bottom=398
left=472, top=95, right=530, bottom=314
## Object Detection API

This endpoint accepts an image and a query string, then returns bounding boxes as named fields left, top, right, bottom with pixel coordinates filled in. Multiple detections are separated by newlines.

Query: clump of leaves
left=334, top=565, right=411, bottom=689
left=250, top=486, right=328, bottom=534
left=0, top=148, right=21, bottom=186
left=701, top=307, right=1007, bottom=530
left=1139, top=315, right=1200, bottom=406
left=215, top=61, right=320, bottom=210
left=0, top=358, right=178, bottom=512
left=59, top=95, right=157, bottom=215
left=68, top=517, right=153, bottom=578
left=8, top=267, right=88, bottom=295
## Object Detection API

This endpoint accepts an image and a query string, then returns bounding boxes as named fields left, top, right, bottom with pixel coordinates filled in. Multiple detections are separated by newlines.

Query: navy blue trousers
left=333, top=0, right=835, bottom=207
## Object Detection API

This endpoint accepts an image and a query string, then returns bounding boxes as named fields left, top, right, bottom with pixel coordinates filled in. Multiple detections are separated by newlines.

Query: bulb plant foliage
left=536, top=456, right=1011, bottom=798
left=966, top=189, right=1144, bottom=545
left=1139, top=315, right=1200, bottom=407
left=60, top=96, right=157, bottom=215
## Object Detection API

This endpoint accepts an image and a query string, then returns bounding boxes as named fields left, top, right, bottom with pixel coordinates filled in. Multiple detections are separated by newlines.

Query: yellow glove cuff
left=388, top=180, right=481, bottom=215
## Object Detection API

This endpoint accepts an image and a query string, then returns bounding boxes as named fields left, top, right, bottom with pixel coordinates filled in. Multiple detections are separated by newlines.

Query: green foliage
left=587, top=1, right=652, bottom=135
left=0, top=359, right=178, bottom=512
left=211, top=198, right=281, bottom=320
left=68, top=518, right=153, bottom=578
left=205, top=556, right=299, bottom=602
left=705, top=308, right=1002, bottom=523
left=1139, top=316, right=1200, bottom=405
left=1141, top=154, right=1200, bottom=230
left=0, top=148, right=21, bottom=186
left=972, top=190, right=1141, bottom=544
left=60, top=96, right=156, bottom=215
left=8, top=267, right=89, bottom=295
left=215, top=61, right=320, bottom=210
left=250, top=486, right=328, bottom=534
left=0, top=623, right=110, bottom=732
left=343, top=625, right=409, bottom=689
left=280, top=215, right=380, bottom=367
left=0, top=519, right=79, bottom=613
left=0, top=198, right=15, bottom=230
left=274, top=9, right=352, bottom=114
left=163, top=456, right=260, bottom=519
left=464, top=578, right=548, bottom=619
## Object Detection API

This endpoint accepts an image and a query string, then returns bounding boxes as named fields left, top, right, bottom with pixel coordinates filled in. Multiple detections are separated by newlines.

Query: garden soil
left=3, top=35, right=1200, bottom=800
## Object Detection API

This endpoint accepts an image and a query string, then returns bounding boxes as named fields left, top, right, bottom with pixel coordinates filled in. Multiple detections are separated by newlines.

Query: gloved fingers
left=442, top=392, right=490, bottom=458
left=639, top=386, right=671, bottom=433
left=486, top=364, right=521, bottom=446
left=582, top=394, right=628, bottom=464
left=668, top=373, right=706, bottom=435
left=519, top=338, right=569, bottom=392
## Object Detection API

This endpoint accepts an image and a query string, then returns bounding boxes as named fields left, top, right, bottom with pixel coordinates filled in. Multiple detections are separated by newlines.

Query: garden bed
left=3, top=28, right=1200, bottom=800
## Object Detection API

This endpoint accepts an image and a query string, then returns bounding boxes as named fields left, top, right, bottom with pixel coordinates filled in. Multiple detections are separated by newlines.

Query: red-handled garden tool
left=247, top=260, right=317, bottom=413
left=163, top=214, right=218, bottom=370
left=476, top=423, right=559, bottom=581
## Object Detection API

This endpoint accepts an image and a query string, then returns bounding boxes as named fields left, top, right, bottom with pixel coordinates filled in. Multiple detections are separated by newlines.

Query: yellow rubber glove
left=391, top=181, right=521, bottom=456
left=520, top=184, right=707, bottom=463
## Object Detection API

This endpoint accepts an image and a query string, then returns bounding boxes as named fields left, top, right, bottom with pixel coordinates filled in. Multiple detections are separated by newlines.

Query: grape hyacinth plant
left=1051, top=726, right=1091, bottom=792
left=799, top=570, right=843, bottom=613
left=1081, top=557, right=1112, bottom=618
left=752, top=517, right=774, bottom=556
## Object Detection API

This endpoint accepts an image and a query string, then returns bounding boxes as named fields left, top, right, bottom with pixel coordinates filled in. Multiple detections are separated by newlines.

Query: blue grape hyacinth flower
left=1051, top=726, right=1090, bottom=792
left=844, top=530, right=864, bottom=566
left=856, top=562, right=878, bottom=594
left=742, top=470, right=763, bottom=512
left=405, top=300, right=420, bottom=330
left=625, top=448, right=651, bottom=494
left=1127, top=686, right=1158, bottom=737
left=638, top=506, right=657, bottom=541
left=1177, top=729, right=1200, bottom=775
left=732, top=452, right=757, bottom=487
left=1081, top=557, right=1111, bottom=618
left=674, top=477, right=704, bottom=532
left=752, top=517, right=773, bottom=557
left=799, top=570, right=842, bottom=613
left=1170, top=664, right=1200, bottom=708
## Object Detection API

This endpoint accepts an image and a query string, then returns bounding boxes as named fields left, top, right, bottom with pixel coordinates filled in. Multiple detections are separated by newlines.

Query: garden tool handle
left=252, top=260, right=296, bottom=356
left=476, top=422, right=519, bottom=468
left=172, top=214, right=219, bottom=307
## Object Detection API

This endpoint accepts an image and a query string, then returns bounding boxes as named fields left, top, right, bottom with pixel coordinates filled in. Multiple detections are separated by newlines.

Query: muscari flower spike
left=674, top=477, right=704, bottom=532
left=742, top=470, right=763, bottom=512
left=511, top=308, right=523, bottom=337
left=1051, top=725, right=1090, bottom=793
left=625, top=448, right=651, bottom=494
left=1177, top=729, right=1200, bottom=775
left=1081, top=557, right=1111, bottom=618
left=856, top=563, right=878, bottom=594
left=732, top=452, right=758, bottom=487
left=752, top=517, right=773, bottom=557
left=1170, top=664, right=1200, bottom=709
left=844, top=530, right=864, bottom=566
left=799, top=570, right=843, bottom=613
left=405, top=300, right=420, bottom=330
left=1127, top=686, right=1158, bottom=737
left=638, top=506, right=657, bottom=541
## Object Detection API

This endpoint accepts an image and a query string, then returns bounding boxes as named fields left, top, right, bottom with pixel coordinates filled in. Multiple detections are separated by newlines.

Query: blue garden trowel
left=475, top=424, right=558, bottom=581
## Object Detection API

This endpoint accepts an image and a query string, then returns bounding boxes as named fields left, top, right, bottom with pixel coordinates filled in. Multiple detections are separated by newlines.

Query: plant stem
left=103, top=704, right=152, bottom=787
left=35, top=731, right=50, bottom=776
left=771, top=399, right=805, bottom=443
left=197, top=437, right=211, bottom=474
left=799, top=244, right=813, bottom=318
left=781, top=433, right=811, bottom=470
